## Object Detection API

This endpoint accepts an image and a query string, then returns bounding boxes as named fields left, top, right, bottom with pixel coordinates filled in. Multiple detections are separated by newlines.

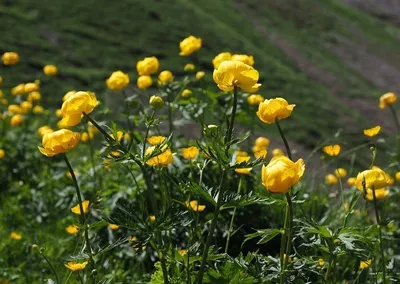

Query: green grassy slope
left=1, top=0, right=399, bottom=151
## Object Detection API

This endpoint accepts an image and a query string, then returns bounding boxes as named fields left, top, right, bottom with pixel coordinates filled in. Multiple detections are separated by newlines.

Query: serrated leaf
left=243, top=228, right=281, bottom=245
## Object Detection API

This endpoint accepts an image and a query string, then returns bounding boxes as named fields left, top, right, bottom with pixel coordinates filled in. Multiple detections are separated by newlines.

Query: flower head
left=379, top=92, right=397, bottom=109
left=179, top=36, right=202, bottom=56
left=62, top=90, right=76, bottom=102
left=106, top=71, right=130, bottom=91
left=335, top=168, right=347, bottom=178
left=28, top=91, right=41, bottom=102
left=0, top=149, right=5, bottom=159
left=66, top=225, right=79, bottom=234
left=360, top=260, right=372, bottom=270
left=231, top=54, right=255, bottom=66
left=65, top=261, right=88, bottom=272
left=149, top=96, right=164, bottom=108
left=60, top=91, right=98, bottom=127
left=10, top=232, right=22, bottom=240
left=355, top=168, right=388, bottom=191
left=212, top=52, right=232, bottom=68
left=70, top=200, right=90, bottom=215
left=145, top=145, right=174, bottom=167
left=248, top=94, right=264, bottom=106
left=184, top=63, right=195, bottom=72
left=109, top=224, right=119, bottom=230
left=24, top=82, right=39, bottom=93
left=365, top=188, right=389, bottom=201
left=347, top=177, right=356, bottom=187
left=147, top=136, right=166, bottom=145
left=12, top=84, right=25, bottom=96
left=257, top=98, right=295, bottom=123
left=325, top=174, right=338, bottom=185
left=2, top=52, right=19, bottom=65
left=158, top=70, right=173, bottom=85
left=255, top=137, right=270, bottom=149
left=181, top=146, right=199, bottom=160
left=43, top=65, right=58, bottom=76
left=137, top=57, right=159, bottom=76
left=323, top=145, right=341, bottom=157
left=195, top=71, right=205, bottom=80
left=10, top=114, right=23, bottom=126
left=363, top=126, right=381, bottom=137
left=38, top=126, right=54, bottom=137
left=137, top=75, right=152, bottom=89
left=181, top=89, right=192, bottom=99
left=186, top=200, right=206, bottom=212
left=38, top=129, right=80, bottom=157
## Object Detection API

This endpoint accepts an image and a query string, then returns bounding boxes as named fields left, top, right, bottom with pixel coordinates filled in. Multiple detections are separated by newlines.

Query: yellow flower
left=181, top=89, right=192, bottom=99
left=149, top=215, right=156, bottom=222
left=106, top=71, right=130, bottom=91
left=236, top=151, right=249, bottom=158
left=2, top=52, right=19, bottom=65
left=28, top=91, right=41, bottom=102
left=360, top=260, right=372, bottom=269
left=147, top=136, right=166, bottom=145
left=137, top=57, right=159, bottom=76
left=212, top=52, right=232, bottom=68
left=195, top=71, right=205, bottom=80
left=396, top=171, right=400, bottom=181
left=318, top=258, right=325, bottom=267
left=179, top=249, right=188, bottom=256
left=231, top=54, right=255, bottom=66
left=181, top=146, right=199, bottom=160
left=65, top=225, right=79, bottom=234
left=20, top=101, right=32, bottom=113
left=8, top=104, right=23, bottom=114
left=355, top=168, right=388, bottom=191
left=235, top=168, right=252, bottom=175
left=24, top=82, right=39, bottom=93
left=110, top=131, right=124, bottom=142
left=247, top=94, right=264, bottom=106
left=363, top=126, right=381, bottom=137
left=124, top=133, right=131, bottom=141
left=0, top=98, right=7, bottom=105
left=33, top=105, right=44, bottom=114
left=60, top=91, right=98, bottom=127
left=0, top=76, right=2, bottom=85
left=323, top=144, right=341, bottom=157
left=55, top=109, right=62, bottom=117
left=184, top=63, right=195, bottom=72
left=81, top=132, right=90, bottom=142
left=43, top=65, right=58, bottom=76
left=379, top=92, right=397, bottom=109
left=365, top=188, right=389, bottom=201
left=137, top=75, right=153, bottom=89
left=10, top=232, right=22, bottom=240
left=254, top=148, right=268, bottom=159
left=10, top=114, right=23, bottom=126
left=186, top=200, right=206, bottom=212
left=38, top=126, right=54, bottom=137
left=66, top=171, right=78, bottom=179
left=257, top=98, right=295, bottom=123
left=325, top=174, right=338, bottom=185
left=335, top=168, right=347, bottom=178
left=149, top=95, right=164, bottom=108
left=12, top=84, right=25, bottom=96
left=109, top=224, right=119, bottom=230
left=71, top=200, right=90, bottom=215
left=145, top=145, right=174, bottom=167
left=65, top=261, right=88, bottom=272
left=255, top=137, right=270, bottom=149
left=0, top=149, right=5, bottom=159
left=62, top=90, right=76, bottom=102
left=272, top=148, right=284, bottom=157
left=179, top=35, right=202, bottom=56
left=347, top=177, right=356, bottom=187
left=158, top=70, right=174, bottom=85
left=213, top=60, right=261, bottom=93
left=38, top=129, right=80, bottom=157
left=261, top=155, right=305, bottom=193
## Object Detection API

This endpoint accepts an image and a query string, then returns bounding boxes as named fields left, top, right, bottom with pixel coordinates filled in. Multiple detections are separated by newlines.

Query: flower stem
left=279, top=204, right=289, bottom=281
left=142, top=110, right=156, bottom=159
left=389, top=105, right=400, bottom=134
left=37, top=248, right=60, bottom=284
left=224, top=88, right=238, bottom=149
left=275, top=119, right=292, bottom=160
left=372, top=187, right=386, bottom=283
left=336, top=167, right=346, bottom=216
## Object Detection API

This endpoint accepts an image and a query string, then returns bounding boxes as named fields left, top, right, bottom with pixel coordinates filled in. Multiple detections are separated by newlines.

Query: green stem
left=282, top=193, right=293, bottom=283
left=372, top=187, right=386, bottom=284
left=336, top=167, right=345, bottom=216
left=85, top=122, right=100, bottom=187
left=224, top=176, right=243, bottom=254
left=167, top=90, right=174, bottom=134
left=275, top=119, right=292, bottom=160
left=160, top=254, right=170, bottom=284
left=224, top=88, right=238, bottom=149
left=279, top=204, right=289, bottom=281
left=122, top=89, right=134, bottom=132
left=142, top=110, right=156, bottom=159
left=38, top=249, right=60, bottom=284
left=389, top=105, right=400, bottom=134
left=324, top=255, right=335, bottom=283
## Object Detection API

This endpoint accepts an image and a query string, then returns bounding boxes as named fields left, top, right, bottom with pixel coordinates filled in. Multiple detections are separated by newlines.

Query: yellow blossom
left=8, top=104, right=23, bottom=114
left=231, top=54, right=255, bottom=66
left=10, top=232, right=22, bottom=240
left=70, top=200, right=90, bottom=215
left=212, top=52, right=232, bottom=69
left=335, top=168, right=347, bottom=178
left=62, top=90, right=76, bottom=102
left=149, top=95, right=164, bottom=108
left=323, top=145, right=341, bottom=157
left=365, top=188, right=389, bottom=201
left=106, top=71, right=130, bottom=91
left=2, top=52, right=19, bottom=65
left=355, top=168, right=388, bottom=191
left=10, top=114, right=23, bottom=126
left=147, top=136, right=166, bottom=145
left=347, top=177, right=356, bottom=187
left=247, top=94, right=264, bottom=105
left=360, top=260, right=372, bottom=269
left=396, top=171, right=400, bottom=181
left=179, top=35, right=202, bottom=56
left=65, top=261, right=88, bottom=272
left=24, top=82, right=39, bottom=93
left=325, top=174, right=338, bottom=185
left=37, top=126, right=54, bottom=137
left=12, top=84, right=25, bottom=96
left=20, top=101, right=32, bottom=113
left=257, top=98, right=295, bottom=123
left=195, top=71, right=205, bottom=80
left=363, top=126, right=381, bottom=137
left=38, top=129, right=80, bottom=157
left=181, top=146, right=199, bottom=160
left=137, top=57, right=159, bottom=76
left=60, top=91, right=98, bottom=127
left=379, top=92, right=397, bottom=109
left=184, top=63, right=195, bottom=72
left=43, top=65, right=58, bottom=76
left=272, top=148, right=284, bottom=157
left=150, top=215, right=156, bottom=222
left=255, top=137, right=270, bottom=149
left=145, top=145, right=174, bottom=167
left=65, top=225, right=79, bottom=234
left=33, top=105, right=44, bottom=114
left=137, top=75, right=153, bottom=89
left=179, top=249, right=188, bottom=256
left=186, top=200, right=206, bottom=212
left=109, top=224, right=119, bottom=230
left=0, top=149, right=5, bottom=159
left=254, top=149, right=268, bottom=159
left=318, top=258, right=325, bottom=267
left=28, top=91, right=41, bottom=102
left=158, top=70, right=173, bottom=85
left=181, top=89, right=192, bottom=99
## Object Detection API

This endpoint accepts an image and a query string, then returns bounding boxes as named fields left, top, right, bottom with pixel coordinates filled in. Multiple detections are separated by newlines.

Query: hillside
left=1, top=0, right=400, bottom=155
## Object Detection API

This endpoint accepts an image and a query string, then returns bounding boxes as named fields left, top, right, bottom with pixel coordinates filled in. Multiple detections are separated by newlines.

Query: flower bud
left=149, top=95, right=164, bottom=108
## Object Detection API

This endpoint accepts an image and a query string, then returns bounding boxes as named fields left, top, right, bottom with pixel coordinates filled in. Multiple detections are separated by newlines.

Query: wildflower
left=12, top=84, right=25, bottom=96
left=247, top=94, right=264, bottom=106
left=231, top=54, right=255, bottom=66
left=179, top=249, right=188, bottom=256
left=323, top=145, right=341, bottom=157
left=81, top=132, right=90, bottom=142
left=379, top=92, right=397, bottom=109
left=261, top=155, right=305, bottom=193
left=355, top=168, right=388, bottom=191
left=272, top=148, right=284, bottom=157
left=359, top=260, right=372, bottom=269
left=365, top=188, right=389, bottom=201
left=33, top=105, right=44, bottom=114
left=110, top=131, right=124, bottom=142
left=363, top=126, right=381, bottom=137
left=106, top=71, right=130, bottom=91
left=254, top=137, right=270, bottom=149
left=213, top=60, right=261, bottom=93
left=181, top=89, right=192, bottom=99
left=62, top=90, right=76, bottom=102
left=109, top=224, right=119, bottom=230
left=186, top=200, right=206, bottom=212
left=38, top=129, right=80, bottom=157
left=60, top=91, right=98, bottom=127
left=137, top=75, right=152, bottom=89
left=195, top=71, right=205, bottom=80
left=158, top=70, right=173, bottom=85
left=66, top=171, right=78, bottom=179
left=0, top=76, right=2, bottom=85
left=0, top=149, right=5, bottom=159
left=10, top=232, right=22, bottom=240
left=184, top=63, right=195, bottom=72
left=396, top=171, right=400, bottom=181
left=347, top=177, right=356, bottom=187
left=257, top=98, right=295, bottom=124
left=254, top=148, right=268, bottom=159
left=325, top=174, right=338, bottom=185
left=20, top=101, right=32, bottom=113
left=65, top=225, right=79, bottom=234
left=335, top=168, right=347, bottom=178
left=150, top=215, right=156, bottom=222
left=318, top=258, right=325, bottom=267
left=10, top=114, right=23, bottom=126
left=24, top=82, right=39, bottom=93
left=179, top=35, right=202, bottom=56
left=37, top=126, right=54, bottom=137
left=235, top=168, right=252, bottom=175
left=28, top=91, right=41, bottom=102
left=137, top=57, right=159, bottom=76
left=2, top=52, right=19, bottom=65
left=181, top=146, right=199, bottom=160
left=55, top=109, right=62, bottom=117
left=236, top=151, right=249, bottom=158
left=145, top=145, right=173, bottom=167
left=43, top=65, right=58, bottom=76
left=147, top=136, right=166, bottom=145
left=8, top=104, right=23, bottom=114
left=149, top=95, right=164, bottom=108
left=124, top=133, right=131, bottom=141
left=65, top=261, right=88, bottom=272
left=70, top=200, right=90, bottom=215
left=212, top=52, right=232, bottom=69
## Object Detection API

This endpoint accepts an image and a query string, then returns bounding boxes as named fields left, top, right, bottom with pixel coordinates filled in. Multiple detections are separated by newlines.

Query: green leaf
left=243, top=228, right=281, bottom=245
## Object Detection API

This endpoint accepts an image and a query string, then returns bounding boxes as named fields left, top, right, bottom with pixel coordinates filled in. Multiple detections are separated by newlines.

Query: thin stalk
left=38, top=249, right=60, bottom=284
left=167, top=90, right=174, bottom=133
left=372, top=187, right=386, bottom=283
left=324, top=255, right=336, bottom=283
left=160, top=254, right=170, bottom=284
left=224, top=176, right=243, bottom=254
left=281, top=192, right=293, bottom=284
left=279, top=204, right=289, bottom=276
left=389, top=105, right=400, bottom=133
left=275, top=119, right=292, bottom=160
left=224, top=88, right=238, bottom=150
left=336, top=168, right=345, bottom=215
left=122, top=89, right=134, bottom=132
left=142, top=110, right=156, bottom=159
left=85, top=122, right=100, bottom=187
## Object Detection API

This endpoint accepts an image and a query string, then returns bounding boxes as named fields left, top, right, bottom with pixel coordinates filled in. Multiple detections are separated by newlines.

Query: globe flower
left=181, top=146, right=199, bottom=160
left=213, top=60, right=261, bottom=93
left=110, top=131, right=124, bottom=142
left=255, top=137, right=270, bottom=149
left=235, top=168, right=252, bottom=175
left=137, top=75, right=152, bottom=89
left=379, top=92, right=397, bottom=109
left=254, top=149, right=267, bottom=159
left=261, top=155, right=305, bottom=193
left=65, top=225, right=79, bottom=234
left=323, top=145, right=341, bottom=156
left=272, top=148, right=284, bottom=157
left=179, top=249, right=188, bottom=256
left=62, top=90, right=76, bottom=102
left=149, top=95, right=164, bottom=108
left=10, top=114, right=23, bottom=126
left=71, top=200, right=90, bottom=215
left=147, top=136, right=166, bottom=145
left=33, top=105, right=44, bottom=114
left=20, top=101, right=32, bottom=113
left=38, top=129, right=80, bottom=157
left=360, top=260, right=372, bottom=269
left=150, top=215, right=156, bottom=222
left=0, top=98, right=7, bottom=105
left=347, top=177, right=356, bottom=187
left=184, top=63, right=195, bottom=72
left=106, top=71, right=130, bottom=91
left=38, top=126, right=54, bottom=137
left=81, top=132, right=90, bottom=142
left=325, top=174, right=338, bottom=185
left=137, top=56, right=159, bottom=76
left=179, top=35, right=202, bottom=56
left=257, top=98, right=295, bottom=123
left=43, top=65, right=58, bottom=76
left=0, top=149, right=5, bottom=159
left=24, top=82, right=39, bottom=93
left=145, top=145, right=174, bottom=167
left=318, top=259, right=325, bottom=267
left=365, top=188, right=389, bottom=201
left=396, top=171, right=400, bottom=181
left=8, top=104, right=23, bottom=114
left=2, top=52, right=19, bottom=65
left=363, top=126, right=381, bottom=137
left=231, top=54, right=255, bottom=66
left=355, top=168, right=388, bottom=191
left=28, top=91, right=41, bottom=102
left=335, top=168, right=347, bottom=178
left=248, top=94, right=264, bottom=106
left=10, top=232, right=22, bottom=240
left=65, top=261, right=88, bottom=272
left=212, top=52, right=232, bottom=69
left=60, top=91, right=98, bottom=127
left=181, top=89, right=192, bottom=99
left=12, top=84, right=25, bottom=96
left=186, top=200, right=205, bottom=212
left=195, top=71, right=205, bottom=80
left=158, top=70, right=173, bottom=85
left=109, top=224, right=119, bottom=230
